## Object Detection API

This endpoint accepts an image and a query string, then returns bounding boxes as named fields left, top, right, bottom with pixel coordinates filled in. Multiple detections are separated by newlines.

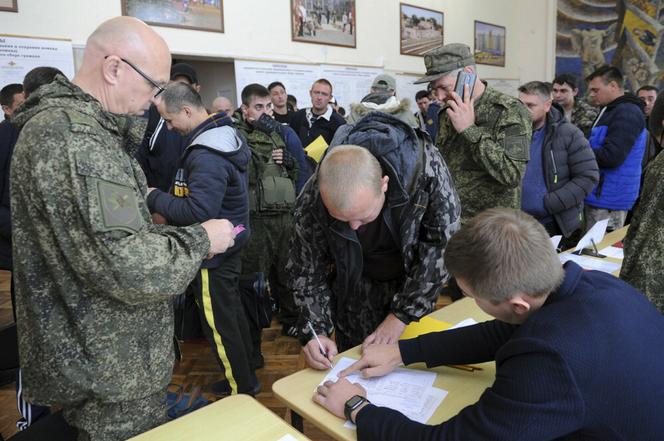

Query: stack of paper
left=322, top=357, right=448, bottom=428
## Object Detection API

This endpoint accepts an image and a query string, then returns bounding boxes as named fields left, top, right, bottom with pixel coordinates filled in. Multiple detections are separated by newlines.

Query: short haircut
left=0, top=83, right=23, bottom=107
left=586, top=65, right=624, bottom=88
left=518, top=81, right=552, bottom=101
left=415, top=90, right=431, bottom=101
left=318, top=145, right=383, bottom=211
left=552, top=73, right=579, bottom=90
left=287, top=94, right=297, bottom=105
left=444, top=208, right=564, bottom=303
left=161, top=82, right=204, bottom=114
left=312, top=78, right=333, bottom=94
left=23, top=66, right=64, bottom=98
left=268, top=81, right=286, bottom=92
left=241, top=83, right=270, bottom=106
left=637, top=85, right=659, bottom=94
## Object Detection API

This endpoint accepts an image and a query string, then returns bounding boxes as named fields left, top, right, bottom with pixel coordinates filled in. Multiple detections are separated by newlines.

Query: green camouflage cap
left=371, top=74, right=397, bottom=91
left=414, top=43, right=475, bottom=84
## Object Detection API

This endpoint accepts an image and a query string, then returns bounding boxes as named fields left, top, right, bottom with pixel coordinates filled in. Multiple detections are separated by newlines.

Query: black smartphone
left=454, top=71, right=477, bottom=100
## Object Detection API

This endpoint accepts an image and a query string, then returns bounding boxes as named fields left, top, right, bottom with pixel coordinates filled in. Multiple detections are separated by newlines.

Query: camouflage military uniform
left=10, top=76, right=210, bottom=440
left=288, top=113, right=461, bottom=350
left=571, top=98, right=599, bottom=138
left=620, top=151, right=664, bottom=312
left=436, top=85, right=532, bottom=221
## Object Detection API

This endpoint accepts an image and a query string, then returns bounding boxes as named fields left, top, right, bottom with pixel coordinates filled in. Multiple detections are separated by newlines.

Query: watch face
left=346, top=395, right=364, bottom=408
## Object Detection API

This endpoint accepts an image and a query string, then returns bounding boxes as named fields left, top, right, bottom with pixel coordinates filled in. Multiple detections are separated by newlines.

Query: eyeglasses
left=105, top=56, right=166, bottom=98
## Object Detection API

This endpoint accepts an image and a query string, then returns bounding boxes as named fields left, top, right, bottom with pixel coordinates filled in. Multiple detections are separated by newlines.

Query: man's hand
left=362, top=313, right=406, bottom=349
left=339, top=343, right=403, bottom=379
left=313, top=378, right=366, bottom=420
left=201, top=219, right=236, bottom=256
left=151, top=212, right=167, bottom=225
left=272, top=148, right=284, bottom=164
left=445, top=84, right=475, bottom=133
left=303, top=335, right=338, bottom=370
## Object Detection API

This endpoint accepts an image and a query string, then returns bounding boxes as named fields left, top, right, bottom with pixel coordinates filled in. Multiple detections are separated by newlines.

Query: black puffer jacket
left=542, top=105, right=599, bottom=237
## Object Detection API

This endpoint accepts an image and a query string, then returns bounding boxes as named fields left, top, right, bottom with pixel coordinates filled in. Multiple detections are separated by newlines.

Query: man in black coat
left=289, top=78, right=345, bottom=150
left=518, top=81, right=599, bottom=243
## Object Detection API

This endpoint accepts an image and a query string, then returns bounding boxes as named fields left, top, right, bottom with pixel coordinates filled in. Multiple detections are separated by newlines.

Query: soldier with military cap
left=416, top=43, right=532, bottom=222
left=10, top=16, right=237, bottom=440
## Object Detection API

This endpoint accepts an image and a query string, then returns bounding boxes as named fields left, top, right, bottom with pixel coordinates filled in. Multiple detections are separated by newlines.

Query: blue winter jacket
left=585, top=94, right=646, bottom=211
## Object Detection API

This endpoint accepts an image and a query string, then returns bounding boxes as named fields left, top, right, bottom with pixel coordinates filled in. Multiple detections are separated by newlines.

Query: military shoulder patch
left=97, top=180, right=142, bottom=233
left=504, top=126, right=530, bottom=162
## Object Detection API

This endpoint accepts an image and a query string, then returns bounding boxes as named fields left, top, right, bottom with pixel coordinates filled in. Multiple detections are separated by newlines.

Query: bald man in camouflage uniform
left=10, top=17, right=237, bottom=440
left=415, top=44, right=532, bottom=221
left=620, top=91, right=664, bottom=313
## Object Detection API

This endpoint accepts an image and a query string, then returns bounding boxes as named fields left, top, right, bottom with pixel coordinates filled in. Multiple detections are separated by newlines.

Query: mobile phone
left=454, top=71, right=477, bottom=100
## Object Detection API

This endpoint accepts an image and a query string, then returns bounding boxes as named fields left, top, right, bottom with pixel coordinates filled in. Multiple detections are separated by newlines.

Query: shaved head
left=73, top=16, right=171, bottom=115
left=211, top=96, right=234, bottom=114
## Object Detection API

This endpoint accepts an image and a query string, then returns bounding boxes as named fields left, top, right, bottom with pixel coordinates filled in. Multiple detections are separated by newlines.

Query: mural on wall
left=557, top=0, right=664, bottom=92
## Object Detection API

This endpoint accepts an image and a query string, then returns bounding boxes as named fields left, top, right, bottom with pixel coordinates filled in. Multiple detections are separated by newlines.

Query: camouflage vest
left=242, top=126, right=296, bottom=213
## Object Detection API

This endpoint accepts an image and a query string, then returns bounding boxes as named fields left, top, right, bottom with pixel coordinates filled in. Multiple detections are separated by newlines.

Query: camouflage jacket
left=571, top=98, right=599, bottom=138
left=436, top=85, right=531, bottom=221
left=10, top=76, right=210, bottom=405
left=620, top=151, right=664, bottom=312
left=287, top=112, right=461, bottom=341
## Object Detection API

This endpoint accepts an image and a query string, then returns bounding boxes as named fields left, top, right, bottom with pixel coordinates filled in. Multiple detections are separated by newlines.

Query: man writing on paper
left=10, top=17, right=238, bottom=439
left=313, top=208, right=664, bottom=440
left=290, top=78, right=345, bottom=162
left=287, top=136, right=460, bottom=366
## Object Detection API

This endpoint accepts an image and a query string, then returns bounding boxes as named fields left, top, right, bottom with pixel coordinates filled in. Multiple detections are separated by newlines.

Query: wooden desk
left=129, top=394, right=312, bottom=441
left=560, top=226, right=628, bottom=276
left=272, top=298, right=495, bottom=441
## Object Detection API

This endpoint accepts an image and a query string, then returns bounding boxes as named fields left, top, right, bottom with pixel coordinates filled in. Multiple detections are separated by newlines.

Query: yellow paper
left=400, top=316, right=452, bottom=340
left=304, top=135, right=329, bottom=162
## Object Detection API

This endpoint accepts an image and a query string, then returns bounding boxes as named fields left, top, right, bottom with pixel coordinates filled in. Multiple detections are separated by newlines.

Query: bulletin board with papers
left=0, top=34, right=75, bottom=90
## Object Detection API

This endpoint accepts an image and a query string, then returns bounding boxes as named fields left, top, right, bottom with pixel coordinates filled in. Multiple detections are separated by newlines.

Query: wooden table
left=129, top=394, right=312, bottom=441
left=272, top=298, right=495, bottom=441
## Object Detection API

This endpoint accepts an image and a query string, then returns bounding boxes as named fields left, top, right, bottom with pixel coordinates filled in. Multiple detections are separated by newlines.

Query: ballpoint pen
left=307, top=321, right=333, bottom=369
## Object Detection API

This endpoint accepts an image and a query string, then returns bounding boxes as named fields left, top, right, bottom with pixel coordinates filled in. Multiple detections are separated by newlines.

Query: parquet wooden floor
left=0, top=269, right=450, bottom=440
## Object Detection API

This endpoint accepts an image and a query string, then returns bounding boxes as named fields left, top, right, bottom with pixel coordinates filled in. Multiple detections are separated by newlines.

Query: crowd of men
left=1, top=15, right=664, bottom=441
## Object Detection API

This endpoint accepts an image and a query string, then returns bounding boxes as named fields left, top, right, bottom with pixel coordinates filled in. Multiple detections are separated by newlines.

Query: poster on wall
left=395, top=73, right=426, bottom=113
left=319, top=64, right=382, bottom=109
left=400, top=3, right=444, bottom=56
left=0, top=34, right=75, bottom=90
left=122, top=0, right=224, bottom=33
left=474, top=21, right=506, bottom=67
left=291, top=0, right=356, bottom=48
left=0, top=0, right=18, bottom=13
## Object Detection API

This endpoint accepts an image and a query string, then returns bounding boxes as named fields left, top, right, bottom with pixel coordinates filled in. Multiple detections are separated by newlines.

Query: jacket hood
left=547, top=103, right=566, bottom=126
left=349, top=94, right=418, bottom=128
left=329, top=112, right=422, bottom=203
left=606, top=93, right=645, bottom=111
left=186, top=112, right=250, bottom=171
left=11, top=74, right=146, bottom=156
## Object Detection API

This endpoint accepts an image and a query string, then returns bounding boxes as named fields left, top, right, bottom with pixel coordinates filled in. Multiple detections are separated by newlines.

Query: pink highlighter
left=233, top=224, right=246, bottom=235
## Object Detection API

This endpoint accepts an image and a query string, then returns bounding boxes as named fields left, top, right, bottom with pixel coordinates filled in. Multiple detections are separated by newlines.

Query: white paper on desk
left=550, top=235, right=562, bottom=250
left=574, top=219, right=608, bottom=252
left=599, top=246, right=624, bottom=259
left=449, top=318, right=477, bottom=329
left=276, top=435, right=299, bottom=441
left=559, top=253, right=621, bottom=273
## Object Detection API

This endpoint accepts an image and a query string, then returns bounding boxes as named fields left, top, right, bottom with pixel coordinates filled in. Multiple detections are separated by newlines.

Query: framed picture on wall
left=291, top=0, right=356, bottom=48
left=474, top=20, right=506, bottom=67
left=121, top=0, right=224, bottom=33
left=0, top=0, right=18, bottom=13
left=400, top=3, right=443, bottom=57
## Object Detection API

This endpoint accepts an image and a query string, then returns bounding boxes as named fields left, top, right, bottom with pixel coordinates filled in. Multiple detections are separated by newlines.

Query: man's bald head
left=319, top=145, right=389, bottom=230
left=73, top=16, right=171, bottom=115
left=211, top=96, right=234, bottom=114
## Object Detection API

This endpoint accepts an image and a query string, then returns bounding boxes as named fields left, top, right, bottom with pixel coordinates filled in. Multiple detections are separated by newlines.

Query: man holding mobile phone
left=415, top=43, right=532, bottom=223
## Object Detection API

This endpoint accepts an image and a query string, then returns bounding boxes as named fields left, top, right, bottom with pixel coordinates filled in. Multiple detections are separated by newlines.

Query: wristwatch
left=344, top=395, right=369, bottom=422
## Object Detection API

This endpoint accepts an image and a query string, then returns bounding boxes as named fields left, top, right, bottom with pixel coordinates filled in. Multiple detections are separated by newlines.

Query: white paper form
left=599, top=246, right=624, bottom=259
left=574, top=218, right=609, bottom=252
left=559, top=253, right=621, bottom=273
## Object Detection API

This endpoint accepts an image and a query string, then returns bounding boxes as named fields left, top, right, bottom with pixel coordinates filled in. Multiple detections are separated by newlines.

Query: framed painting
left=122, top=0, right=223, bottom=33
left=474, top=20, right=506, bottom=67
left=0, top=0, right=18, bottom=13
left=291, top=0, right=356, bottom=48
left=400, top=3, right=443, bottom=56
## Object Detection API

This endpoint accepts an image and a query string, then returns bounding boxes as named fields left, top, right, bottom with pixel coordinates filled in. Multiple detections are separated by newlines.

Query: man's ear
left=572, top=88, right=579, bottom=98
left=193, top=84, right=201, bottom=93
left=508, top=295, right=532, bottom=316
left=102, top=56, right=121, bottom=86
left=381, top=175, right=389, bottom=193
left=0, top=104, right=9, bottom=115
left=182, top=105, right=193, bottom=118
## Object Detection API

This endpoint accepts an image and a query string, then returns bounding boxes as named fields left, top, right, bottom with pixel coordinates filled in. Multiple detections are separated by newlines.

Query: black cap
left=170, top=63, right=198, bottom=85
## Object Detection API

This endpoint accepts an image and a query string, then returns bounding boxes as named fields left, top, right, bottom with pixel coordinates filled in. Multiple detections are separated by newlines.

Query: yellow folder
left=400, top=316, right=452, bottom=340
left=304, top=135, right=329, bottom=162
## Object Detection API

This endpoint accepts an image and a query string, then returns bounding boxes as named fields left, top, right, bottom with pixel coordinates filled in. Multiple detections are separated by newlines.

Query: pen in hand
left=307, top=321, right=333, bottom=369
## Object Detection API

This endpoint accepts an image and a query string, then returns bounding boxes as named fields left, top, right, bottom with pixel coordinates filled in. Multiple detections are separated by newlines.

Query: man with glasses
left=136, top=63, right=201, bottom=194
left=9, top=16, right=237, bottom=440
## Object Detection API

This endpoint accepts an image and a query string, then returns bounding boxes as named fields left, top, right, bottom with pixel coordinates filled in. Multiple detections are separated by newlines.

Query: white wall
left=0, top=0, right=555, bottom=89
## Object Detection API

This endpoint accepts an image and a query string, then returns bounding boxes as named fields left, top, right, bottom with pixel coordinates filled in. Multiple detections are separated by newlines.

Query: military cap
left=414, top=43, right=475, bottom=84
left=371, top=74, right=397, bottom=92
left=170, top=63, right=198, bottom=85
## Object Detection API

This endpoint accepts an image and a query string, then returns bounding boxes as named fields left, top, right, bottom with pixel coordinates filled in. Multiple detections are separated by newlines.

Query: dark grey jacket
left=542, top=105, right=599, bottom=237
